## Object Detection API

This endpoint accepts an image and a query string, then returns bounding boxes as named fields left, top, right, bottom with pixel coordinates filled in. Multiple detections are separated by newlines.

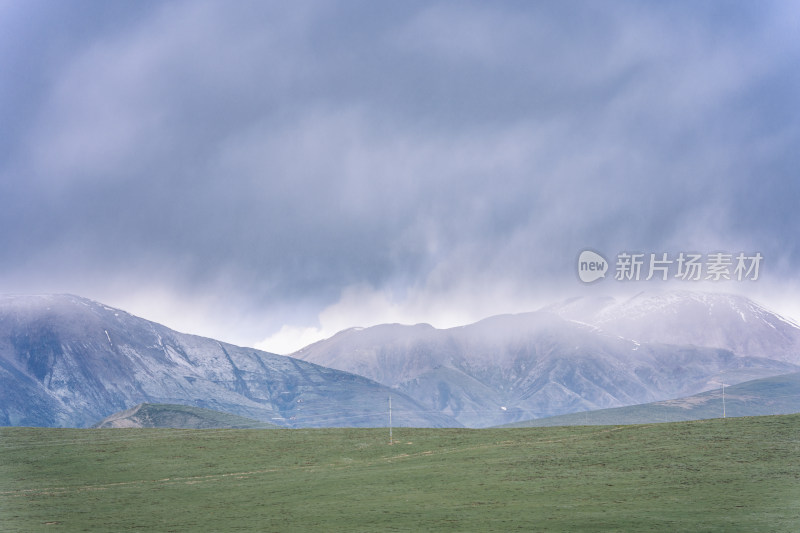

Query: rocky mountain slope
left=0, top=294, right=457, bottom=428
left=294, top=291, right=800, bottom=427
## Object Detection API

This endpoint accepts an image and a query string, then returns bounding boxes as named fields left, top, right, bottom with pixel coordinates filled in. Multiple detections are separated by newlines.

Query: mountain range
left=0, top=294, right=456, bottom=428
left=294, top=291, right=800, bottom=427
left=2, top=291, right=798, bottom=429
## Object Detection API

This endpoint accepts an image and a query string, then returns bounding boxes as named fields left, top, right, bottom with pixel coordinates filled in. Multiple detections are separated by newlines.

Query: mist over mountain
left=0, top=294, right=457, bottom=428
left=545, top=291, right=800, bottom=364
left=3, top=291, right=797, bottom=429
left=294, top=291, right=800, bottom=427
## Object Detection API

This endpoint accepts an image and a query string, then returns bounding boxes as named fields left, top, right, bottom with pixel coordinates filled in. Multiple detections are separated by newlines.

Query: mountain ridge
left=4, top=291, right=798, bottom=429
left=545, top=291, right=800, bottom=363
left=499, top=371, right=800, bottom=427
left=294, top=291, right=800, bottom=427
left=0, top=294, right=457, bottom=428
left=92, top=402, right=279, bottom=429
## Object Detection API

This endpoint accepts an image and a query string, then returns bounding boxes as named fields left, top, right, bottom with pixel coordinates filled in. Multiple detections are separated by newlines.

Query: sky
left=1, top=0, right=799, bottom=354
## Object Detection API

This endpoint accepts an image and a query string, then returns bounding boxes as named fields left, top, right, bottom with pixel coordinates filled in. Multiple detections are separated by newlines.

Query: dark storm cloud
left=1, top=0, right=798, bottom=349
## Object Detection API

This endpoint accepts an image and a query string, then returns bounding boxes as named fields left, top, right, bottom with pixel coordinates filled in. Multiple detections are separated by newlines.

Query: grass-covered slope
left=500, top=371, right=800, bottom=427
left=91, top=403, right=278, bottom=429
left=2, top=415, right=798, bottom=531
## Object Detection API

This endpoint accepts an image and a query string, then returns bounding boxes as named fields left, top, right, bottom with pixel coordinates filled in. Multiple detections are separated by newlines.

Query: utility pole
left=389, top=394, right=393, bottom=445
left=714, top=376, right=727, bottom=419
left=722, top=379, right=726, bottom=418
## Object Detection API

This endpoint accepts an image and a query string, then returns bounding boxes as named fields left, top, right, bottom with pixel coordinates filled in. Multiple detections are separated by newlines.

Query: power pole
left=389, top=394, right=393, bottom=444
left=722, top=379, right=726, bottom=418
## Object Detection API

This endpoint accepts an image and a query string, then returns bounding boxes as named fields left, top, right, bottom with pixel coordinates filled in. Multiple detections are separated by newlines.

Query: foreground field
left=1, top=416, right=798, bottom=532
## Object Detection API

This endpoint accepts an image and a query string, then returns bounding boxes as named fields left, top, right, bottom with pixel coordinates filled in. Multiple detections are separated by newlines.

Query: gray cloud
left=1, top=0, right=798, bottom=350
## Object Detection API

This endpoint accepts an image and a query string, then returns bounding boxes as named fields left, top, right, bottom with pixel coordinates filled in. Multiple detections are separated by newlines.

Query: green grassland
left=2, top=415, right=799, bottom=532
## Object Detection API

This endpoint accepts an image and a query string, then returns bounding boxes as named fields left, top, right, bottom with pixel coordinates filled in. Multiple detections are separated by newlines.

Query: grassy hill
left=2, top=415, right=798, bottom=531
left=91, top=403, right=279, bottom=429
left=500, top=371, right=800, bottom=428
